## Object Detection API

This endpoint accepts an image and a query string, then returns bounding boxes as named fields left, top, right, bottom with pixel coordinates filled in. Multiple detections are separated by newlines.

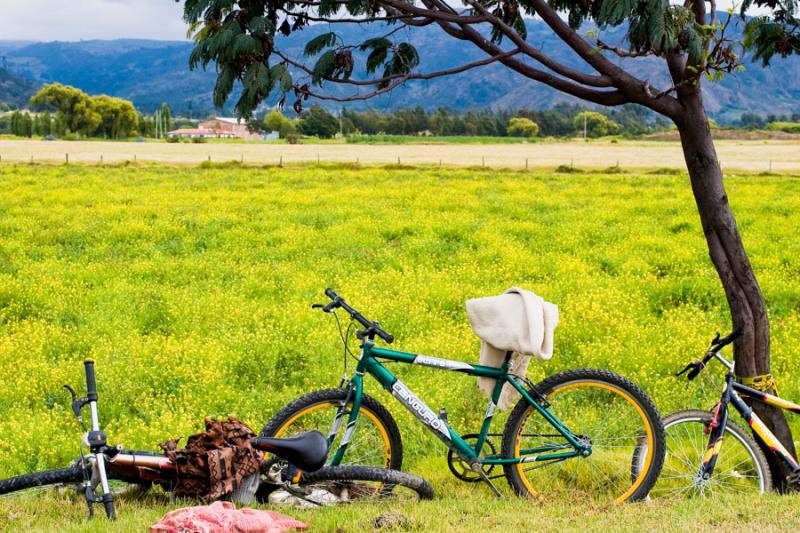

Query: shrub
left=766, top=122, right=800, bottom=134
left=506, top=117, right=540, bottom=138
left=573, top=111, right=621, bottom=138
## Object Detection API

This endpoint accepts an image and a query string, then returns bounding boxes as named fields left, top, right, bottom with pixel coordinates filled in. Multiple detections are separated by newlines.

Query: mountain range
left=1, top=15, right=798, bottom=121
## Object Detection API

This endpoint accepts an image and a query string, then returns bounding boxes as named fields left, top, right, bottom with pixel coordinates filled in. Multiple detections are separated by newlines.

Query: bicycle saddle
left=251, top=431, right=328, bottom=472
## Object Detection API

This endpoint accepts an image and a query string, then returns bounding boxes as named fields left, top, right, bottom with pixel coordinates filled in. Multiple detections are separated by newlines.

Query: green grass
left=1, top=163, right=800, bottom=530
left=1, top=460, right=800, bottom=532
left=345, top=134, right=540, bottom=144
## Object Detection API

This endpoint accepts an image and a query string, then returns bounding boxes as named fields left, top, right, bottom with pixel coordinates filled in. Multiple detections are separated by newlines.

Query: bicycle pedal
left=787, top=471, right=800, bottom=488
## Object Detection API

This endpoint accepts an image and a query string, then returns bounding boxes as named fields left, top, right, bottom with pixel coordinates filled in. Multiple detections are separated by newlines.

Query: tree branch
left=296, top=48, right=524, bottom=102
left=458, top=0, right=615, bottom=87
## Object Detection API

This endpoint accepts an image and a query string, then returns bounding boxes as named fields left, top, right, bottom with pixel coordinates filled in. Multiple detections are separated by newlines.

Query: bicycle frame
left=700, top=357, right=800, bottom=480
left=327, top=340, right=590, bottom=467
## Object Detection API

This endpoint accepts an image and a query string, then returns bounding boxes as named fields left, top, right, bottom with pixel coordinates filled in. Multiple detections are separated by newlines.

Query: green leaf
left=247, top=16, right=275, bottom=38
left=213, top=67, right=235, bottom=108
left=312, top=50, right=337, bottom=86
left=304, top=32, right=338, bottom=57
left=365, top=42, right=390, bottom=74
left=319, top=0, right=340, bottom=17
left=686, top=27, right=704, bottom=64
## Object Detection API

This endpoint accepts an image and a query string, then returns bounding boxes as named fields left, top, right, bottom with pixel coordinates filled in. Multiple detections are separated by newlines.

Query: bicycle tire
left=261, top=388, right=403, bottom=470
left=502, top=368, right=665, bottom=504
left=0, top=464, right=84, bottom=496
left=300, top=466, right=433, bottom=500
left=642, top=409, right=772, bottom=496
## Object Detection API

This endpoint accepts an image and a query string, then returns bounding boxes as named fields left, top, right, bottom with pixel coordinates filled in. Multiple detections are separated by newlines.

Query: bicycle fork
left=66, top=360, right=115, bottom=520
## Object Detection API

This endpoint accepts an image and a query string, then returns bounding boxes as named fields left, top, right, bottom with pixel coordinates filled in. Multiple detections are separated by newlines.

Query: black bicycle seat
left=251, top=431, right=328, bottom=472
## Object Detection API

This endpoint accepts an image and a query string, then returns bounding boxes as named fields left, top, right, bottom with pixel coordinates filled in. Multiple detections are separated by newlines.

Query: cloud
left=0, top=0, right=189, bottom=42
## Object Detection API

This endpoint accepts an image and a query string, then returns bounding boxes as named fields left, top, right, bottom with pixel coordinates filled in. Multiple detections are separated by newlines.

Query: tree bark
left=675, top=90, right=797, bottom=491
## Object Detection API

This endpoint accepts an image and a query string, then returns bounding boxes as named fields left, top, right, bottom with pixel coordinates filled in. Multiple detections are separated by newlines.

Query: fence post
left=482, top=156, right=485, bottom=167
left=100, top=155, right=103, bottom=164
left=66, top=153, right=69, bottom=164
left=279, top=155, right=283, bottom=167
left=397, top=156, right=401, bottom=164
left=769, top=160, right=773, bottom=172
left=525, top=158, right=528, bottom=169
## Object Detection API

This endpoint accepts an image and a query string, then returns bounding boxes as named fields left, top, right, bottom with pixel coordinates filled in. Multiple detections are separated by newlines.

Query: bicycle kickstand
left=472, top=462, right=503, bottom=497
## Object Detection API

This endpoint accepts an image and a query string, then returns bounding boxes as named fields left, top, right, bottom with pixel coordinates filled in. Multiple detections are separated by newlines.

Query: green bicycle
left=261, top=289, right=666, bottom=503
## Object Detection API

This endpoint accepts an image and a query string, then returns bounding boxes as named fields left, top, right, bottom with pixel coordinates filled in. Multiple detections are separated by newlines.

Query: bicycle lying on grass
left=638, top=330, right=800, bottom=496
left=261, top=289, right=666, bottom=504
left=0, top=360, right=433, bottom=521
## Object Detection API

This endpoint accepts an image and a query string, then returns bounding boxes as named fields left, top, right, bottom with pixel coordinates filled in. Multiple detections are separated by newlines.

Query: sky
left=0, top=0, right=753, bottom=42
left=0, top=0, right=190, bottom=42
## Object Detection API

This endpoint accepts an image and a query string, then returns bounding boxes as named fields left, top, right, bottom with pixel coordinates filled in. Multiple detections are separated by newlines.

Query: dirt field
left=0, top=138, right=799, bottom=171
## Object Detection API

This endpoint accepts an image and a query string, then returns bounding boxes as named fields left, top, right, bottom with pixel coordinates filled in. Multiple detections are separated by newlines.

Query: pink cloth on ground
left=150, top=501, right=308, bottom=533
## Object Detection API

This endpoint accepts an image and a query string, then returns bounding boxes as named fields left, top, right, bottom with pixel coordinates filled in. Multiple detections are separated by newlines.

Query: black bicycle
left=0, top=361, right=432, bottom=520
left=635, top=330, right=800, bottom=496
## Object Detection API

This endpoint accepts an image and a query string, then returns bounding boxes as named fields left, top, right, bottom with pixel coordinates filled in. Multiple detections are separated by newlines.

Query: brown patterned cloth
left=160, top=417, right=264, bottom=501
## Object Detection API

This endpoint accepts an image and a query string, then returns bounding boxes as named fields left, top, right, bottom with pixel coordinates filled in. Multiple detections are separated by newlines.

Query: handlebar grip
left=84, top=360, right=98, bottom=401
left=325, top=288, right=339, bottom=301
left=377, top=330, right=394, bottom=344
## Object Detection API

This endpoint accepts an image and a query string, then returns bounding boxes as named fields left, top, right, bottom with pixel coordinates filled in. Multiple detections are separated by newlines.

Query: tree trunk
left=675, top=91, right=797, bottom=491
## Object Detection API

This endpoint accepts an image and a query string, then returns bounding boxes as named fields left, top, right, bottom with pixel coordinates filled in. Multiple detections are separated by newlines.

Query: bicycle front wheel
left=639, top=409, right=771, bottom=497
left=502, top=368, right=665, bottom=504
left=261, top=388, right=403, bottom=470
left=0, top=464, right=84, bottom=497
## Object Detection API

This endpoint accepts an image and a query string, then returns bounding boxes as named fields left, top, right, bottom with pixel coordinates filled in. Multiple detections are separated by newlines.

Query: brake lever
left=710, top=331, right=721, bottom=347
left=676, top=361, right=705, bottom=381
left=64, top=384, right=86, bottom=421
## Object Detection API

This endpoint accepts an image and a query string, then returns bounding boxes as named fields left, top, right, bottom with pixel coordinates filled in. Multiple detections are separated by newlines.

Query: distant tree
left=297, top=105, right=338, bottom=138
left=430, top=108, right=453, bottom=136
left=574, top=111, right=620, bottom=138
left=29, top=83, right=101, bottom=137
left=507, top=117, right=540, bottom=137
left=19, top=112, right=33, bottom=137
left=264, top=108, right=296, bottom=137
left=9, top=110, right=19, bottom=135
left=137, top=113, right=153, bottom=137
left=93, top=95, right=138, bottom=138
left=161, top=103, right=174, bottom=132
left=739, top=112, right=766, bottom=129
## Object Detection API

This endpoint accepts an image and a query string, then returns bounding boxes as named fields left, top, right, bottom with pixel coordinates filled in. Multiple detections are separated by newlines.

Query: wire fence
left=0, top=142, right=798, bottom=172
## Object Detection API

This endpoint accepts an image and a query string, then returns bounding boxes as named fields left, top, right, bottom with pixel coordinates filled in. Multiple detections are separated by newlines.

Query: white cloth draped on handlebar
left=466, top=287, right=559, bottom=410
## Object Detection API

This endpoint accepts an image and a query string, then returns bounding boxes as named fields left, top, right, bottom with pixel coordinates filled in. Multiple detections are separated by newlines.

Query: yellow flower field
left=1, top=162, right=799, bottom=479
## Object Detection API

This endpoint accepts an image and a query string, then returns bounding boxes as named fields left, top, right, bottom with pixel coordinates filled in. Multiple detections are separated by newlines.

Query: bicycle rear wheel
left=266, top=466, right=433, bottom=506
left=0, top=464, right=84, bottom=497
left=502, top=368, right=665, bottom=504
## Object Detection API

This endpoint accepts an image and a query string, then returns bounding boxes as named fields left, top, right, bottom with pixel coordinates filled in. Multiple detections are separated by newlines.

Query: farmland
left=1, top=138, right=800, bottom=171
left=1, top=162, right=800, bottom=530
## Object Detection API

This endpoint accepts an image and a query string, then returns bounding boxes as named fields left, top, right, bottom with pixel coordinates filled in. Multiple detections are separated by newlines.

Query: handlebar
left=314, top=288, right=394, bottom=344
left=85, top=360, right=98, bottom=401
left=676, top=329, right=741, bottom=381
